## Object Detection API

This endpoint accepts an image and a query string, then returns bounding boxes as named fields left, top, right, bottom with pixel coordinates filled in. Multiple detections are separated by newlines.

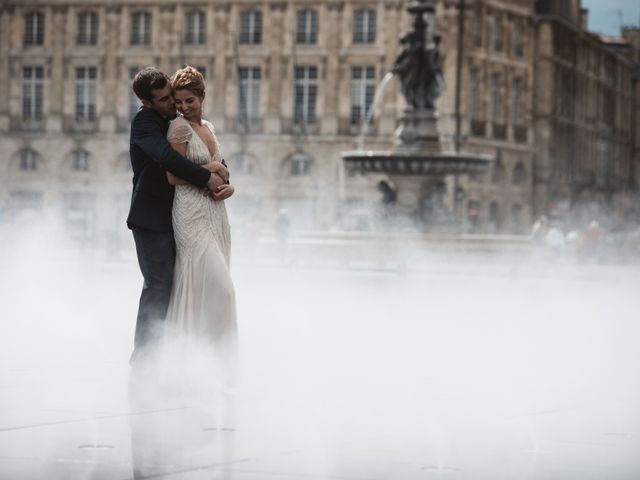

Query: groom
left=127, top=67, right=230, bottom=365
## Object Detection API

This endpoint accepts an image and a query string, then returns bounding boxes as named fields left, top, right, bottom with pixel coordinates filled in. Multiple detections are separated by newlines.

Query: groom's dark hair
left=133, top=67, right=170, bottom=102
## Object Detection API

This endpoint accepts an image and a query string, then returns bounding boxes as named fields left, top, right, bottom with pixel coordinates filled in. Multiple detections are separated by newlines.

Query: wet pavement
left=1, top=252, right=640, bottom=479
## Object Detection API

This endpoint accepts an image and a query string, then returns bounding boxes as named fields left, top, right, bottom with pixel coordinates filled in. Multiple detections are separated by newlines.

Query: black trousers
left=131, top=227, right=175, bottom=364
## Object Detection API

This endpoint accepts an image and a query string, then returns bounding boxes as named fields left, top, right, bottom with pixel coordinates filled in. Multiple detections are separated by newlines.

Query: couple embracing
left=126, top=66, right=237, bottom=387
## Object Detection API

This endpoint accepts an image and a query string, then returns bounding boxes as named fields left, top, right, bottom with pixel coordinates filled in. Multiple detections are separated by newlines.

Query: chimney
left=580, top=8, right=589, bottom=31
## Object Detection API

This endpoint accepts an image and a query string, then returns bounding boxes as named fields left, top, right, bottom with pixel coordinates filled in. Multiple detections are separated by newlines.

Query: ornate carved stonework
left=213, top=3, right=231, bottom=13
left=269, top=3, right=287, bottom=12
left=326, top=2, right=345, bottom=12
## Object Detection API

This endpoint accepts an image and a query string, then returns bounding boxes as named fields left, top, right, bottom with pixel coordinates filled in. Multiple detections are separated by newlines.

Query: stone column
left=320, top=2, right=342, bottom=135
left=158, top=5, right=177, bottom=74
left=99, top=6, right=120, bottom=133
left=380, top=1, right=403, bottom=135
left=47, top=5, right=67, bottom=133
left=211, top=3, right=230, bottom=131
left=264, top=2, right=287, bottom=134
left=0, top=5, right=11, bottom=132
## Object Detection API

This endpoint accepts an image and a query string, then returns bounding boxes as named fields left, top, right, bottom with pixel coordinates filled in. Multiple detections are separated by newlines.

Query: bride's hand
left=202, top=161, right=229, bottom=183
left=212, top=184, right=234, bottom=201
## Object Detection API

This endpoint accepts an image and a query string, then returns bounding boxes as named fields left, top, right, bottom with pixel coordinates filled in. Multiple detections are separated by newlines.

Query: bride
left=162, top=66, right=237, bottom=394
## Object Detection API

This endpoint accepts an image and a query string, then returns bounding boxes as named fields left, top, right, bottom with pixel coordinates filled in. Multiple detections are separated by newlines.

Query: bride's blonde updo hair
left=171, top=65, right=205, bottom=97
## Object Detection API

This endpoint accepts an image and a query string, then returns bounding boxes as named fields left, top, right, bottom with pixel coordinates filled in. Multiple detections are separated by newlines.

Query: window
left=490, top=73, right=502, bottom=123
left=185, top=10, right=206, bottom=45
left=511, top=77, right=523, bottom=127
left=71, top=150, right=90, bottom=171
left=22, top=66, right=44, bottom=125
left=493, top=14, right=503, bottom=52
left=471, top=9, right=482, bottom=47
left=131, top=12, right=152, bottom=45
left=77, top=12, right=98, bottom=45
left=75, top=67, right=97, bottom=125
left=239, top=10, right=262, bottom=44
left=129, top=67, right=142, bottom=119
left=350, top=66, right=375, bottom=125
left=489, top=201, right=500, bottom=231
left=469, top=67, right=485, bottom=136
left=293, top=66, right=317, bottom=126
left=353, top=9, right=376, bottom=44
left=24, top=12, right=45, bottom=46
left=491, top=159, right=505, bottom=183
left=19, top=149, right=40, bottom=171
left=468, top=67, right=480, bottom=120
left=238, top=67, right=261, bottom=123
left=10, top=191, right=44, bottom=214
left=511, top=204, right=524, bottom=233
left=512, top=162, right=526, bottom=184
left=289, top=153, right=312, bottom=176
left=296, top=9, right=318, bottom=44
left=512, top=19, right=524, bottom=57
left=64, top=192, right=96, bottom=241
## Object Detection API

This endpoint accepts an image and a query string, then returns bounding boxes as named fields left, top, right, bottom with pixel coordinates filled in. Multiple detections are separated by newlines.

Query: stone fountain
left=341, top=0, right=492, bottom=231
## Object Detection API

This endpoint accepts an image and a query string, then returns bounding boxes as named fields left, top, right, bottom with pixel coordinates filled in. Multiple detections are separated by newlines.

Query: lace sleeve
left=167, top=117, right=192, bottom=144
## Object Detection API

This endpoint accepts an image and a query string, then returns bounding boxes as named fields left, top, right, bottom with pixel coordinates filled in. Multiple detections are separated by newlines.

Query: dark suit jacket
left=127, top=107, right=211, bottom=232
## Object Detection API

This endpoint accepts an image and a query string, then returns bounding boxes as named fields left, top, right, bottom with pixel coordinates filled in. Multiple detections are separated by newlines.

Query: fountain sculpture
left=342, top=0, right=492, bottom=231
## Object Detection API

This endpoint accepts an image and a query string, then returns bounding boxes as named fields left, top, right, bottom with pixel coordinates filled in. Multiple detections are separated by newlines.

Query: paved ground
left=1, top=242, right=640, bottom=479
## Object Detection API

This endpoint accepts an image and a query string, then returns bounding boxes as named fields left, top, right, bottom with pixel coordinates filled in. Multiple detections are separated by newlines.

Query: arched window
left=511, top=204, right=525, bottom=233
left=491, top=159, right=505, bottom=183
left=512, top=161, right=526, bottom=185
left=71, top=150, right=90, bottom=171
left=19, top=149, right=40, bottom=171
left=288, top=152, right=312, bottom=176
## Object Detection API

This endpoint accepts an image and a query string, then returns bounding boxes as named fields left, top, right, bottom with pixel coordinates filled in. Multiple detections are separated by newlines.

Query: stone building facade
left=0, top=0, right=637, bottom=244
left=533, top=0, right=638, bottom=227
left=438, top=0, right=537, bottom=233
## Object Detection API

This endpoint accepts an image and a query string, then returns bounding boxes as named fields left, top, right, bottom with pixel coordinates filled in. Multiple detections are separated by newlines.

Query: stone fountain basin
left=342, top=150, right=493, bottom=176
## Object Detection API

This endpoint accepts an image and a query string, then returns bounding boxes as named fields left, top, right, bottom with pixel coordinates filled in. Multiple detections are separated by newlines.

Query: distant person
left=467, top=207, right=479, bottom=234
left=276, top=208, right=291, bottom=244
left=276, top=208, right=292, bottom=264
left=127, top=67, right=230, bottom=366
left=531, top=215, right=548, bottom=246
left=545, top=225, right=565, bottom=256
left=581, top=220, right=602, bottom=262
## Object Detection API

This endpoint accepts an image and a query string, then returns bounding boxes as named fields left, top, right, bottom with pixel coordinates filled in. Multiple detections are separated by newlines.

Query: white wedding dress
left=163, top=116, right=237, bottom=394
